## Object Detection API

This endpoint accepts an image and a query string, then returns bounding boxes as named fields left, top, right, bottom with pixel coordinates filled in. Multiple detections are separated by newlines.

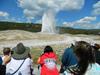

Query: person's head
left=3, top=47, right=11, bottom=56
left=74, top=41, right=95, bottom=63
left=28, top=53, right=32, bottom=59
left=12, top=42, right=30, bottom=60
left=73, top=41, right=95, bottom=75
left=44, top=45, right=53, bottom=53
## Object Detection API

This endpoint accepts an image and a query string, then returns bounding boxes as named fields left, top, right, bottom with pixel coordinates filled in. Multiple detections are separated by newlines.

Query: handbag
left=6, top=59, right=25, bottom=75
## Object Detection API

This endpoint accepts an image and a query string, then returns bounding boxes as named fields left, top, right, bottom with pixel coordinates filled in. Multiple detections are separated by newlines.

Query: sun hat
left=12, top=43, right=30, bottom=60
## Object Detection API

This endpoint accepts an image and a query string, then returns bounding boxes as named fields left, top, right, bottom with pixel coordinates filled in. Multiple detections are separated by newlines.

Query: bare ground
left=0, top=30, right=100, bottom=50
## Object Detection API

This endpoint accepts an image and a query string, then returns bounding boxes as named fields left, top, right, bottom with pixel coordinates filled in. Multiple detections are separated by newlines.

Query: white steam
left=18, top=0, right=85, bottom=19
left=41, top=9, right=56, bottom=33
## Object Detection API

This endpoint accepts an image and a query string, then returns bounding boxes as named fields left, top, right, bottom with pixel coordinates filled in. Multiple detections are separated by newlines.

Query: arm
left=0, top=56, right=10, bottom=75
left=61, top=48, right=69, bottom=66
left=30, top=59, right=34, bottom=75
left=2, top=55, right=11, bottom=65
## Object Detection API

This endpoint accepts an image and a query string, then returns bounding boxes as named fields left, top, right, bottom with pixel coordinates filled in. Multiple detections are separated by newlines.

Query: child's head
left=44, top=46, right=53, bottom=53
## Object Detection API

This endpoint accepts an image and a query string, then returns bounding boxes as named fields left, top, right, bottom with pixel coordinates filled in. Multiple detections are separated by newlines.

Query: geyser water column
left=41, top=10, right=56, bottom=33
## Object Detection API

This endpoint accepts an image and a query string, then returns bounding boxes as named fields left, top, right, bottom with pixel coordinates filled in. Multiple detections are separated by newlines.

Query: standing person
left=92, top=43, right=100, bottom=65
left=37, top=45, right=59, bottom=75
left=6, top=43, right=34, bottom=75
left=60, top=44, right=77, bottom=73
left=64, top=41, right=100, bottom=75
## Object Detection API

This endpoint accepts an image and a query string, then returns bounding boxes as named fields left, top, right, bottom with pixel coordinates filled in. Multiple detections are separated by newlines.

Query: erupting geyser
left=41, top=10, right=56, bottom=33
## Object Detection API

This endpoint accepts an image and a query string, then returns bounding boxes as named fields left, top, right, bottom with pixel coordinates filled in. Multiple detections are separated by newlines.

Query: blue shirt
left=0, top=57, right=2, bottom=64
left=61, top=47, right=77, bottom=68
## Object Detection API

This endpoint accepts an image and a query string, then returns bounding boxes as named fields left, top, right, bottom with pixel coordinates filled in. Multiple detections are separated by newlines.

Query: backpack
left=44, top=58, right=56, bottom=70
left=0, top=65, right=6, bottom=75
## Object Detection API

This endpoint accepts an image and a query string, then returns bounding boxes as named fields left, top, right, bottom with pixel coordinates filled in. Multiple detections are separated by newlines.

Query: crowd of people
left=0, top=41, right=100, bottom=75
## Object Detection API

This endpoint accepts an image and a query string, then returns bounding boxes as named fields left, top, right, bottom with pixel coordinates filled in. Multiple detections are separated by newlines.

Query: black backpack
left=0, top=65, right=6, bottom=75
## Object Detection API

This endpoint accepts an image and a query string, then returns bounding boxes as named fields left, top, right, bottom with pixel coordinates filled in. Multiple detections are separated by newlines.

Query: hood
left=43, top=52, right=56, bottom=58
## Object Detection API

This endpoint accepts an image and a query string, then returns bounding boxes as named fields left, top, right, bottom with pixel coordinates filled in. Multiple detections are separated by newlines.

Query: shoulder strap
left=67, top=65, right=80, bottom=75
left=11, top=59, right=26, bottom=75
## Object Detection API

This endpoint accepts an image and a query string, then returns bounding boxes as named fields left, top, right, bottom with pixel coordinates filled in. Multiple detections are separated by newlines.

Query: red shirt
left=38, top=52, right=59, bottom=75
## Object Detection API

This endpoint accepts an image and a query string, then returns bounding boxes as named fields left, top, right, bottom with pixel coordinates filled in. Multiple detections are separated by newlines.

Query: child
left=37, top=46, right=59, bottom=75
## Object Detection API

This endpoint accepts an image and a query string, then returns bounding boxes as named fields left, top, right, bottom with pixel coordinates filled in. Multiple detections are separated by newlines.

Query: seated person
left=2, top=47, right=11, bottom=61
left=64, top=41, right=100, bottom=75
left=6, top=43, right=34, bottom=75
left=60, top=44, right=77, bottom=73
left=37, top=46, right=59, bottom=75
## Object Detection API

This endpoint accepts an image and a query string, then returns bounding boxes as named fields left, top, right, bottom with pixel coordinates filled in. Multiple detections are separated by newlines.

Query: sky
left=0, top=0, right=100, bottom=29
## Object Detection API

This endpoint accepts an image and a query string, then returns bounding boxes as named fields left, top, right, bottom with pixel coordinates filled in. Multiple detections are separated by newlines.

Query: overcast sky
left=0, top=0, right=100, bottom=29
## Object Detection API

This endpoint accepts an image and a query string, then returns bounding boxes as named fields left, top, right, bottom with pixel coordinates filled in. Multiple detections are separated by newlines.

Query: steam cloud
left=18, top=0, right=85, bottom=19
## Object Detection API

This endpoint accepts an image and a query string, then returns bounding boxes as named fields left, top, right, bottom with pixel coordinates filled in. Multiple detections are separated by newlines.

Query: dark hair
left=11, top=50, right=14, bottom=55
left=72, top=41, right=95, bottom=75
left=28, top=53, right=32, bottom=59
left=44, top=46, right=53, bottom=53
left=3, top=47, right=11, bottom=55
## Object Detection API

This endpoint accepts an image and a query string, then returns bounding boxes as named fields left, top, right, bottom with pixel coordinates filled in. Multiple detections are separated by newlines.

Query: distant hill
left=0, top=21, right=41, bottom=32
left=57, top=26, right=100, bottom=35
left=0, top=21, right=100, bottom=35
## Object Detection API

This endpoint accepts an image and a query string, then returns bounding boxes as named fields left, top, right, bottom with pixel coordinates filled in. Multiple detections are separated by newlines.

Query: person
left=2, top=47, right=11, bottom=61
left=6, top=43, right=34, bottom=75
left=0, top=47, right=11, bottom=75
left=0, top=56, right=11, bottom=75
left=0, top=56, right=5, bottom=75
left=37, top=45, right=59, bottom=75
left=60, top=44, right=77, bottom=73
left=0, top=56, right=2, bottom=65
left=92, top=43, right=100, bottom=65
left=64, top=41, right=100, bottom=75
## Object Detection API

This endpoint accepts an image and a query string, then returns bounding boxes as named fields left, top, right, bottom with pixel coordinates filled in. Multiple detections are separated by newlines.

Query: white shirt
left=64, top=63, right=100, bottom=75
left=6, top=57, right=34, bottom=75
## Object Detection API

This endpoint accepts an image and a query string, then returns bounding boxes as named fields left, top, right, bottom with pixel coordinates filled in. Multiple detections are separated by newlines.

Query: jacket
left=61, top=47, right=77, bottom=67
left=38, top=52, right=59, bottom=75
